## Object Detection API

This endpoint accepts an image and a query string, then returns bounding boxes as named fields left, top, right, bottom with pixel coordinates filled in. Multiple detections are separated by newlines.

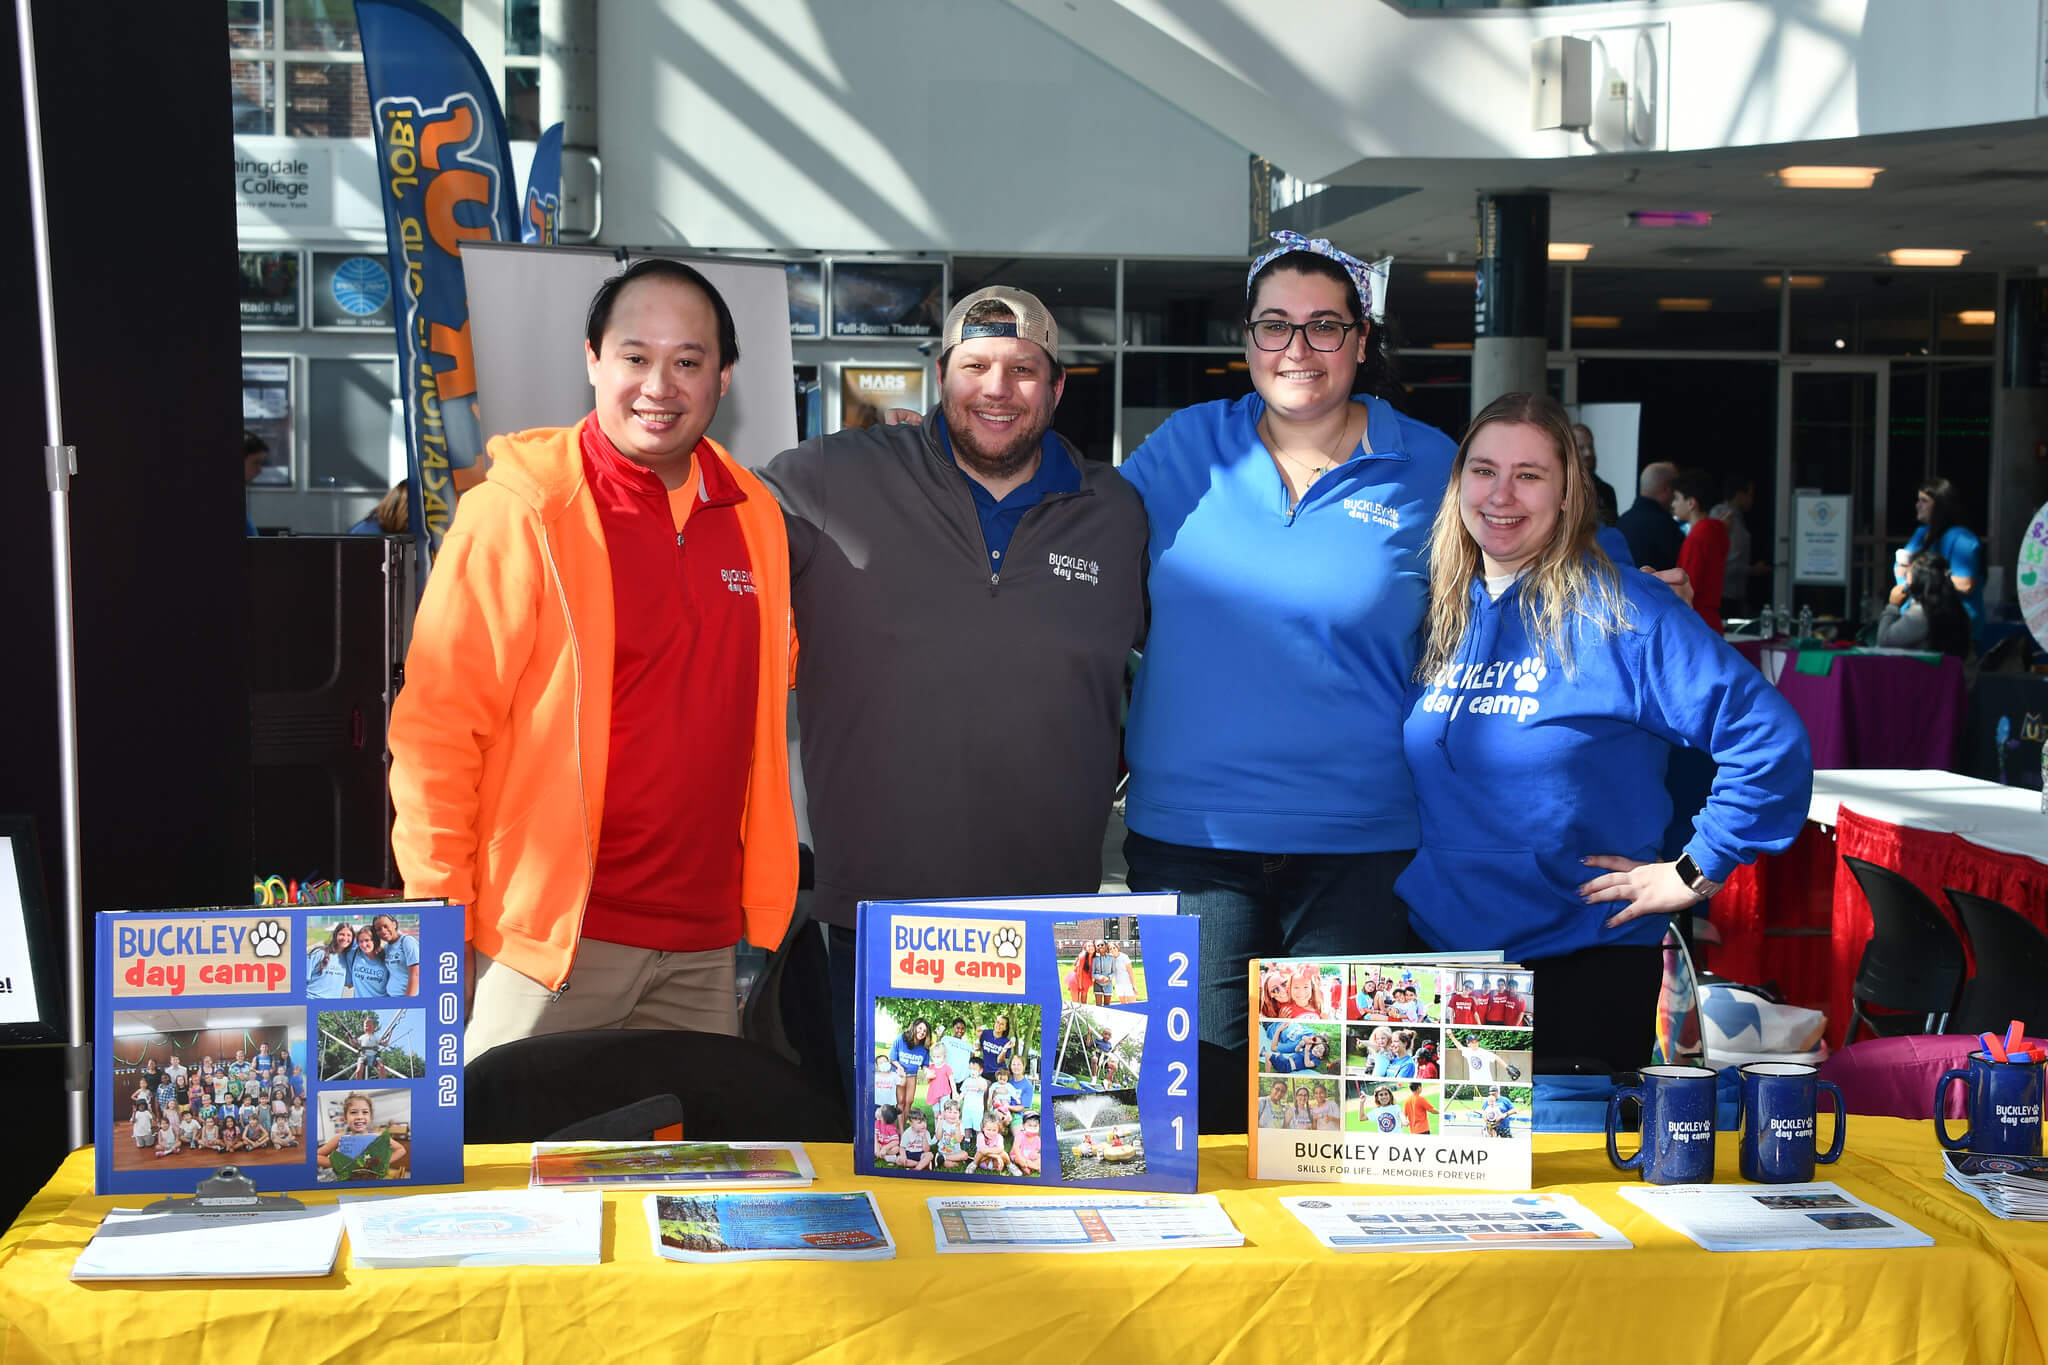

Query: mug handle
left=1934, top=1069, right=1971, bottom=1150
left=1606, top=1086, right=1645, bottom=1171
left=1815, top=1080, right=1847, bottom=1164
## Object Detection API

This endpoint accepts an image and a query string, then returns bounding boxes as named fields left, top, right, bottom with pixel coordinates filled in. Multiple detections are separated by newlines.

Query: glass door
left=1776, top=359, right=1890, bottom=621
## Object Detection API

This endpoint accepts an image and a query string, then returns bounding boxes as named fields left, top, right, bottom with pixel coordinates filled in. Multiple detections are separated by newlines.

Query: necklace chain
left=1263, top=411, right=1354, bottom=490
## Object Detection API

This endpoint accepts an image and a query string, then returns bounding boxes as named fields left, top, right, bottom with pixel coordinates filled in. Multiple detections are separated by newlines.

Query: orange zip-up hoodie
left=389, top=420, right=798, bottom=992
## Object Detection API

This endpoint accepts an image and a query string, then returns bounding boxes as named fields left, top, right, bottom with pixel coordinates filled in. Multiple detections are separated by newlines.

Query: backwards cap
left=941, top=285, right=1060, bottom=364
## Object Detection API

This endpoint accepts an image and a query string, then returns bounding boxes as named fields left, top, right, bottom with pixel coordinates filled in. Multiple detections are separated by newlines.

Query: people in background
left=390, top=258, right=798, bottom=1057
left=1902, top=476, right=1983, bottom=628
left=1570, top=423, right=1619, bottom=525
left=243, top=429, right=268, bottom=537
left=1399, top=393, right=1811, bottom=1071
left=1710, top=477, right=1762, bottom=617
left=348, top=480, right=410, bottom=536
left=1879, top=551, right=1972, bottom=658
left=1670, top=468, right=1728, bottom=634
left=1616, top=460, right=1684, bottom=571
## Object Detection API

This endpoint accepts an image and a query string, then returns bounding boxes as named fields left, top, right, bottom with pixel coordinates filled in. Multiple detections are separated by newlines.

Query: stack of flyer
left=1247, top=953, right=1533, bottom=1190
left=71, top=1206, right=346, bottom=1281
left=342, top=1189, right=603, bottom=1267
left=927, top=1193, right=1241, bottom=1253
left=1943, top=1152, right=2048, bottom=1219
left=531, top=1140, right=814, bottom=1189
left=1616, top=1182, right=1932, bottom=1251
left=1281, top=1194, right=1630, bottom=1253
left=854, top=893, right=1199, bottom=1193
left=644, top=1191, right=894, bottom=1262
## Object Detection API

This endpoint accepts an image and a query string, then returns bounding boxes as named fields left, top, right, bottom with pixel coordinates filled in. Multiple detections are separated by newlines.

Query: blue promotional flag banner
left=355, top=0, right=520, bottom=558
left=855, top=893, right=1198, bottom=1194
left=522, top=122, right=564, bottom=245
left=94, top=902, right=467, bottom=1196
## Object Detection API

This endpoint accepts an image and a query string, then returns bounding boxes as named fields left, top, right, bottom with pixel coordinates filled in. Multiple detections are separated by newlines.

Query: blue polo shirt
left=936, top=414, right=1080, bottom=573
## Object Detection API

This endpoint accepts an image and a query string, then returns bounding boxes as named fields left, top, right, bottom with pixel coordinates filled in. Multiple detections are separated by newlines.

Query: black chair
left=740, top=904, right=841, bottom=1109
left=1840, top=856, right=1967, bottom=1044
left=1198, top=1041, right=1247, bottom=1135
left=465, top=1028, right=853, bottom=1145
left=1946, top=887, right=2048, bottom=1036
left=543, top=1094, right=685, bottom=1142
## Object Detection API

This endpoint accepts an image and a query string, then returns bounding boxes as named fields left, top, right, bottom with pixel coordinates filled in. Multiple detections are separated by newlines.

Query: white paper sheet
left=1282, top=1193, right=1631, bottom=1252
left=71, top=1206, right=344, bottom=1280
left=1616, top=1181, right=1932, bottom=1251
left=928, top=1193, right=1241, bottom=1253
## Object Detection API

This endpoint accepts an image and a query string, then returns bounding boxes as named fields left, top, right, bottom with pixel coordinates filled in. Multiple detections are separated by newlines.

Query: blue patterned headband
left=1247, top=230, right=1392, bottom=324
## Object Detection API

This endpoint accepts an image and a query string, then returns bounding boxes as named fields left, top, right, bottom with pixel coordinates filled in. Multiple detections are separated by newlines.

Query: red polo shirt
left=579, top=419, right=760, bottom=952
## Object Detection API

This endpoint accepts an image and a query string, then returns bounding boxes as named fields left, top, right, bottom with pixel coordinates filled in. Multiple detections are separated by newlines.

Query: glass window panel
left=509, top=0, right=540, bottom=56
left=1567, top=268, right=1779, bottom=351
left=285, top=60, right=370, bottom=138
left=950, top=257, right=1117, bottom=348
left=1387, top=354, right=1470, bottom=442
left=1789, top=271, right=1946, bottom=356
left=231, top=58, right=275, bottom=134
left=1121, top=353, right=1252, bottom=452
left=1934, top=278, right=1998, bottom=357
left=505, top=67, right=541, bottom=141
left=1123, top=259, right=1247, bottom=347
left=1053, top=350, right=1113, bottom=464
left=282, top=0, right=359, bottom=51
left=1886, top=362, right=1929, bottom=545
left=1547, top=266, right=1564, bottom=349
left=228, top=0, right=269, bottom=49
left=1390, top=265, right=1475, bottom=351
left=1933, top=364, right=1993, bottom=540
left=308, top=358, right=398, bottom=493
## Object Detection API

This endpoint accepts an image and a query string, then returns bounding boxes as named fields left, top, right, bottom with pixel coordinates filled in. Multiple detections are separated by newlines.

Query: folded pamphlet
left=644, top=1191, right=894, bottom=1262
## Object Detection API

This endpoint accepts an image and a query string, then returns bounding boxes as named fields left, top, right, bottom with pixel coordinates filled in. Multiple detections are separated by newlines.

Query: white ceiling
left=1316, top=120, right=2048, bottom=272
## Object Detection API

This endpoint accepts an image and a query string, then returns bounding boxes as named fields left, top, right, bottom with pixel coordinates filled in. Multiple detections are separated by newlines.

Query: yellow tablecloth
left=1, top=1122, right=2040, bottom=1365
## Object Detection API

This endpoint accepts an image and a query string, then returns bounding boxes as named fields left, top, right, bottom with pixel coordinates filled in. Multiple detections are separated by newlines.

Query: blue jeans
left=1123, top=830, right=1414, bottom=1051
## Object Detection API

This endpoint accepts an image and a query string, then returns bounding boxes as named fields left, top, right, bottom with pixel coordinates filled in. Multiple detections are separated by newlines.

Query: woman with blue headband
left=1116, top=233, right=1459, bottom=1052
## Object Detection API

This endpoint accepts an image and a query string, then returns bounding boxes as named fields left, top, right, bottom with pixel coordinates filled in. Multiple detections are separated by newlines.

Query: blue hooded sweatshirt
left=1397, top=561, right=1812, bottom=962
left=1119, top=393, right=1458, bottom=852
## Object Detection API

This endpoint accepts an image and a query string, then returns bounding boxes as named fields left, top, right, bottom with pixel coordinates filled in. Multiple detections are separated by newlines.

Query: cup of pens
left=1936, top=1021, right=2045, bottom=1158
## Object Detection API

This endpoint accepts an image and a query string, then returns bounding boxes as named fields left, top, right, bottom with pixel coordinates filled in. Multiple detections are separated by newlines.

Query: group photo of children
left=316, top=1007, right=427, bottom=1082
left=1441, top=972, right=1535, bottom=1028
left=1255, top=1076, right=1344, bottom=1131
left=1442, top=1084, right=1533, bottom=1139
left=1258, top=962, right=1346, bottom=1020
left=1054, top=919, right=1146, bottom=1005
left=1260, top=1018, right=1341, bottom=1075
left=109, top=1009, right=309, bottom=1172
left=315, top=1087, right=413, bottom=1181
left=1348, top=965, right=1441, bottom=1023
left=1052, top=1003, right=1146, bottom=1094
left=301, top=911, right=425, bottom=999
left=1345, top=1022, right=1440, bottom=1079
left=871, top=998, right=1042, bottom=1178
left=1053, top=1089, right=1145, bottom=1178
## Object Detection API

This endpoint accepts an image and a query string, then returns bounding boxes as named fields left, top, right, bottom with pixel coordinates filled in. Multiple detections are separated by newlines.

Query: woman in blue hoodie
left=1398, top=393, right=1810, bottom=1069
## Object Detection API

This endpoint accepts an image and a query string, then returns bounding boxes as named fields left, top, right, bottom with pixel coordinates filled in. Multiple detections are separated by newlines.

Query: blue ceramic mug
left=1607, top=1064, right=1719, bottom=1184
left=1936, top=1052, right=2045, bottom=1156
left=1737, top=1062, right=1846, bottom=1183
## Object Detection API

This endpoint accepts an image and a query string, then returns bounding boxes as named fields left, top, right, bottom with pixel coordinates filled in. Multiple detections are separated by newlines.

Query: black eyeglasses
left=1244, top=318, right=1363, bottom=352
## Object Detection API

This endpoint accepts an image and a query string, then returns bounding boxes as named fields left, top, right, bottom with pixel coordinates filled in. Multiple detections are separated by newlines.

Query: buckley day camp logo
left=375, top=90, right=510, bottom=545
left=1047, top=551, right=1100, bottom=586
left=720, top=568, right=757, bottom=596
left=1343, top=497, right=1400, bottom=530
left=113, top=917, right=295, bottom=997
left=889, top=916, right=1028, bottom=994
left=1416, top=655, right=1548, bottom=725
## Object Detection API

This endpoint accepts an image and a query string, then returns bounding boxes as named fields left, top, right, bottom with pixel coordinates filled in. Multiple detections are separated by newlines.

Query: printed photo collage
left=1255, top=962, right=1535, bottom=1142
left=109, top=911, right=430, bottom=1182
left=869, top=919, right=1149, bottom=1185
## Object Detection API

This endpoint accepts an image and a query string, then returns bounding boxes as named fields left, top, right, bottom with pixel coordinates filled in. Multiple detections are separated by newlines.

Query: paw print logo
left=249, top=919, right=288, bottom=958
left=1511, top=657, right=1546, bottom=693
left=991, top=927, right=1023, bottom=960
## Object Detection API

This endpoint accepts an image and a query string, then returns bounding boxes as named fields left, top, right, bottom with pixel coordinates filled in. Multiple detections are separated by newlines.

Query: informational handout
left=1281, top=1193, right=1630, bottom=1252
left=71, top=1206, right=345, bottom=1281
left=928, top=1193, right=1241, bottom=1253
left=644, top=1191, right=894, bottom=1262
left=1616, top=1181, right=1931, bottom=1251
left=533, top=1140, right=814, bottom=1190
left=341, top=1189, right=603, bottom=1267
left=1944, top=1152, right=2048, bottom=1220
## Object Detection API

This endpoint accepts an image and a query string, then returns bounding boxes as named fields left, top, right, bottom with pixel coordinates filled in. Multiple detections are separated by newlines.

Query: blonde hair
left=1416, top=392, right=1631, bottom=684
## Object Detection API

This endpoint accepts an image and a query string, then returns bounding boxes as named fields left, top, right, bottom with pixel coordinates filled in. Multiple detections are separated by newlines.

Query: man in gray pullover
left=758, top=287, right=1149, bottom=1100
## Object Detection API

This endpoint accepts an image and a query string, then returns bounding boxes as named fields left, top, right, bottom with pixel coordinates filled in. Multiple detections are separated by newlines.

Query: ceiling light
left=1226, top=360, right=1248, bottom=371
left=1955, top=310, right=1995, bottom=326
left=205, top=1017, right=268, bottom=1029
left=1886, top=248, right=1968, bottom=267
left=1571, top=315, right=1622, bottom=330
left=1628, top=211, right=1713, bottom=229
left=1762, top=274, right=1826, bottom=290
left=1548, top=243, right=1593, bottom=262
left=1776, top=166, right=1883, bottom=189
left=1065, top=366, right=1100, bottom=376
left=1424, top=269, right=1476, bottom=285
left=1657, top=298, right=1713, bottom=312
left=1203, top=367, right=1225, bottom=375
left=1430, top=341, right=1474, bottom=350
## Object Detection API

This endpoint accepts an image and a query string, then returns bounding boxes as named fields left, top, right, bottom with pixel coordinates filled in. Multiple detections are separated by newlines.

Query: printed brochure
left=644, top=1191, right=895, bottom=1262
left=95, top=901, right=465, bottom=1196
left=532, top=1140, right=814, bottom=1189
left=342, top=1189, right=603, bottom=1267
left=1248, top=953, right=1532, bottom=1190
left=1616, top=1181, right=1933, bottom=1251
left=928, top=1193, right=1241, bottom=1253
left=855, top=893, right=1198, bottom=1193
left=1282, top=1193, right=1629, bottom=1252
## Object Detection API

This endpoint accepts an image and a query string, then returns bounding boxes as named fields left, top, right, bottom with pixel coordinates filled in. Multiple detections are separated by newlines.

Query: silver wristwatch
left=1674, top=853, right=1721, bottom=901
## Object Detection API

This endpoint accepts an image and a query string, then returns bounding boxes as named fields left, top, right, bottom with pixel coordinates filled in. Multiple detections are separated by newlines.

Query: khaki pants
left=465, top=939, right=739, bottom=1061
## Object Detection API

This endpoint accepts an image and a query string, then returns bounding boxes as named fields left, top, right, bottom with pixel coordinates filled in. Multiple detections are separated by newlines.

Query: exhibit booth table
left=1746, top=646, right=1968, bottom=771
left=1711, top=770, right=2048, bottom=1042
left=1, top=1125, right=2042, bottom=1365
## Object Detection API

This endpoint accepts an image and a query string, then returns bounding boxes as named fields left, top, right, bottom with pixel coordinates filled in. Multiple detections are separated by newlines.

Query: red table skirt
left=1712, top=809, right=2048, bottom=1047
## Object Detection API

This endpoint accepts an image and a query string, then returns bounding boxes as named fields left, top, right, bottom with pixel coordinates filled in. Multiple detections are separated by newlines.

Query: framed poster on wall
left=829, top=260, right=944, bottom=340
left=786, top=260, right=823, bottom=338
left=310, top=252, right=395, bottom=331
left=839, top=365, right=925, bottom=431
left=241, top=358, right=295, bottom=488
left=238, top=250, right=302, bottom=330
left=1792, top=492, right=1851, bottom=585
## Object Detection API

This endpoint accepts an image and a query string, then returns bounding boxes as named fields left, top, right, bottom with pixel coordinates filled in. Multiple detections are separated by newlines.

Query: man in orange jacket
left=389, top=258, right=798, bottom=1058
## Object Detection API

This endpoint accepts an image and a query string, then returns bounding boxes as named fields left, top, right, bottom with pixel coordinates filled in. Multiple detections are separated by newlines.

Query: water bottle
left=1797, top=605, right=1814, bottom=641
